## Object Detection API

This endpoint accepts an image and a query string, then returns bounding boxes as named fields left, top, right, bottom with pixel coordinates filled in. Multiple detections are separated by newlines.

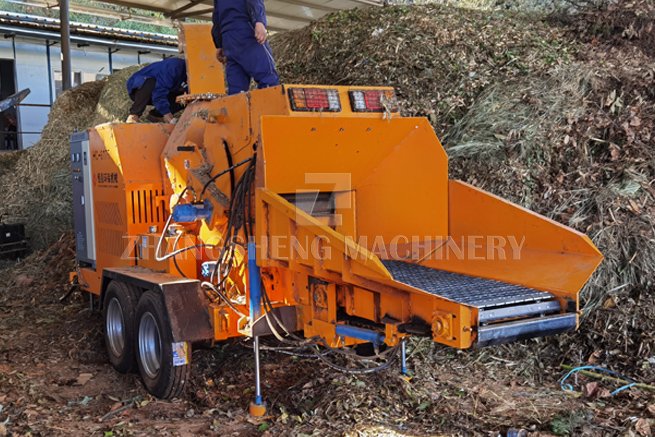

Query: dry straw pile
left=92, top=65, right=141, bottom=125
left=0, top=80, right=105, bottom=248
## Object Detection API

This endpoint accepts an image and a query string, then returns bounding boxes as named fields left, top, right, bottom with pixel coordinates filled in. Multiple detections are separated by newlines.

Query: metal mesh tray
left=382, top=260, right=553, bottom=309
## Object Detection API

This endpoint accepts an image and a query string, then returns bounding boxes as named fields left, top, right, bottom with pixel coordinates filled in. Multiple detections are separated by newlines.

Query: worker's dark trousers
left=223, top=32, right=279, bottom=95
left=128, top=78, right=183, bottom=117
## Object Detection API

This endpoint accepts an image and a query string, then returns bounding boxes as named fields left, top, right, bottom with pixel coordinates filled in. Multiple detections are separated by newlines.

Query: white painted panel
left=12, top=39, right=51, bottom=148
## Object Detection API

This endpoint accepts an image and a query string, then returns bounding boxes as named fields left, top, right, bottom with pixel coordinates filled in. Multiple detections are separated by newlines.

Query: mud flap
left=102, top=267, right=214, bottom=343
left=159, top=281, right=213, bottom=343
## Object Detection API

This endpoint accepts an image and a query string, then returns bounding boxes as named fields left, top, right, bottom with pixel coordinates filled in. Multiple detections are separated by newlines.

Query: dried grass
left=444, top=64, right=590, bottom=160
left=444, top=51, right=655, bottom=378
left=0, top=65, right=151, bottom=248
left=92, top=65, right=141, bottom=125
left=272, top=4, right=574, bottom=136
left=0, top=80, right=105, bottom=247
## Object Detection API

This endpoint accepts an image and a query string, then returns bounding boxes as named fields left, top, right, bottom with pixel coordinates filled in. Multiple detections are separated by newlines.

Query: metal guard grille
left=382, top=260, right=553, bottom=309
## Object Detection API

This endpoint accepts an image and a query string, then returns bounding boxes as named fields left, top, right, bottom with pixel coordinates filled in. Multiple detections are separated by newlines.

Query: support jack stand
left=400, top=338, right=413, bottom=381
left=249, top=335, right=267, bottom=417
left=248, top=242, right=267, bottom=417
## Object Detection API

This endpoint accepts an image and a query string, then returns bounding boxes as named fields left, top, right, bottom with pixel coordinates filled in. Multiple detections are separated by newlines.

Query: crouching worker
left=212, top=0, right=280, bottom=95
left=125, top=57, right=187, bottom=123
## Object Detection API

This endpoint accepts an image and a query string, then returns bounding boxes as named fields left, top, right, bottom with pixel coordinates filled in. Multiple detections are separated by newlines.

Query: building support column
left=108, top=48, right=119, bottom=74
left=59, top=0, right=72, bottom=90
left=45, top=40, right=55, bottom=104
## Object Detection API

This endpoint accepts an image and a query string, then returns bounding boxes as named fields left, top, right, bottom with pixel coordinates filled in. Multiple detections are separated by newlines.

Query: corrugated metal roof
left=0, top=11, right=178, bottom=45
left=99, top=0, right=382, bottom=32
left=0, top=11, right=179, bottom=52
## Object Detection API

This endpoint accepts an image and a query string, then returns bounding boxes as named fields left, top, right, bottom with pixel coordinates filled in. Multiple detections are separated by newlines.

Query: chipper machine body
left=70, top=24, right=603, bottom=413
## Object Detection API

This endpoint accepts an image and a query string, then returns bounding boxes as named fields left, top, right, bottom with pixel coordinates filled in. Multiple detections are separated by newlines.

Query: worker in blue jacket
left=126, top=57, right=187, bottom=123
left=211, top=0, right=280, bottom=95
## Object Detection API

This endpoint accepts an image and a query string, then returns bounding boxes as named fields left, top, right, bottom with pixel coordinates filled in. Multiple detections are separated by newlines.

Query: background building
left=0, top=11, right=177, bottom=149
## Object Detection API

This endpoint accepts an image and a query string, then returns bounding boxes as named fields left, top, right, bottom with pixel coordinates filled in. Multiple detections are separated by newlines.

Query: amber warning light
left=288, top=88, right=341, bottom=112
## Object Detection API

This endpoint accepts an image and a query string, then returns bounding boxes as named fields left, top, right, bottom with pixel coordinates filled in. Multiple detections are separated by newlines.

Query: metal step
left=478, top=300, right=561, bottom=324
left=382, top=260, right=553, bottom=309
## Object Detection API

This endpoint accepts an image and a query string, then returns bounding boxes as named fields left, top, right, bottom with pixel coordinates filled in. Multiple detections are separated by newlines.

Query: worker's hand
left=163, top=113, right=174, bottom=123
left=254, top=22, right=268, bottom=44
left=216, top=48, right=226, bottom=64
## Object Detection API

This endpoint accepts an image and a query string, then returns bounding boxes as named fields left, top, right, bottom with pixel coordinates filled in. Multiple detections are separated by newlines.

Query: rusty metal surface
left=103, top=267, right=195, bottom=285
left=160, top=281, right=213, bottom=343
left=176, top=93, right=221, bottom=104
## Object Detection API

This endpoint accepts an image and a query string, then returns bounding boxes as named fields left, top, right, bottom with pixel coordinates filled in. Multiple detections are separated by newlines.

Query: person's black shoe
left=146, top=113, right=164, bottom=123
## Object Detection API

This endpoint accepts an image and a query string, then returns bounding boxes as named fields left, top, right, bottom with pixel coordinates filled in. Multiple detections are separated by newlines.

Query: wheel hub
left=106, top=297, right=125, bottom=357
left=139, top=312, right=162, bottom=379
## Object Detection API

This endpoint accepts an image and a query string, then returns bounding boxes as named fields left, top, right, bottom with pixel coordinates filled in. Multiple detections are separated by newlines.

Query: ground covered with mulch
left=1, top=0, right=654, bottom=435
left=0, top=237, right=653, bottom=436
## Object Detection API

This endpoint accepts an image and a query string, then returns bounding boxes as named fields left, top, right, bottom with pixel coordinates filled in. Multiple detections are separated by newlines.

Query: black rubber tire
left=135, top=290, right=190, bottom=399
left=103, top=280, right=140, bottom=373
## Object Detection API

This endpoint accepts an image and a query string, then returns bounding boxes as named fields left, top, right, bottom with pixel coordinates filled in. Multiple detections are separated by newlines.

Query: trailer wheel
left=135, top=290, right=190, bottom=399
left=103, top=281, right=140, bottom=373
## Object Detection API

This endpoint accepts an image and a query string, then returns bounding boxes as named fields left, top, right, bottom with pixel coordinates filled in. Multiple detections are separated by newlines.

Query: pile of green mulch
left=271, top=1, right=655, bottom=380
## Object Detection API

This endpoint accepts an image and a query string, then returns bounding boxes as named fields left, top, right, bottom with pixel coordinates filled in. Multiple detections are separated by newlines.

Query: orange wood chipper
left=70, top=24, right=603, bottom=415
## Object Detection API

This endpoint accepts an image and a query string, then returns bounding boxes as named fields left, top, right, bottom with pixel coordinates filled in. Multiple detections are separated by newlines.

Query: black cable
left=171, top=233, right=187, bottom=278
left=261, top=282, right=400, bottom=365
left=200, top=157, right=253, bottom=197
left=256, top=273, right=400, bottom=373
left=240, top=335, right=401, bottom=374
left=172, top=255, right=186, bottom=278
left=241, top=338, right=332, bottom=358
left=261, top=283, right=307, bottom=344
left=210, top=155, right=257, bottom=288
left=312, top=344, right=400, bottom=374
left=223, top=140, right=236, bottom=196
left=244, top=163, right=254, bottom=239
left=156, top=185, right=203, bottom=264
left=201, top=282, right=247, bottom=317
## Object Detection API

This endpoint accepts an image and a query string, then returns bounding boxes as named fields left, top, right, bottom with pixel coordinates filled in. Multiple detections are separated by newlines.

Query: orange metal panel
left=255, top=188, right=392, bottom=281
left=346, top=287, right=376, bottom=321
left=254, top=187, right=478, bottom=349
left=179, top=23, right=226, bottom=95
left=137, top=233, right=198, bottom=278
left=80, top=124, right=173, bottom=294
left=259, top=116, right=449, bottom=246
left=421, top=180, right=604, bottom=299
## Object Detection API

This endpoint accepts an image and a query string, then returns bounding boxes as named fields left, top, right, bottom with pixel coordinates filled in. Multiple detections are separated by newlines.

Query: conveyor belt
left=382, top=260, right=553, bottom=309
